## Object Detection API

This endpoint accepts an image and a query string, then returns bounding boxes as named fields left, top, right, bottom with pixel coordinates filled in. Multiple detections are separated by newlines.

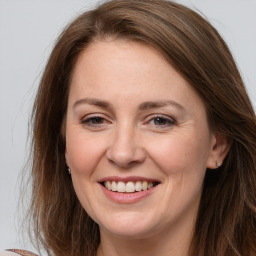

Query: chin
left=97, top=211, right=161, bottom=239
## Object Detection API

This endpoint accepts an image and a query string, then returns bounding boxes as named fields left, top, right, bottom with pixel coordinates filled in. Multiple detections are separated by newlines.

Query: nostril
left=106, top=139, right=146, bottom=167
left=107, top=157, right=141, bottom=169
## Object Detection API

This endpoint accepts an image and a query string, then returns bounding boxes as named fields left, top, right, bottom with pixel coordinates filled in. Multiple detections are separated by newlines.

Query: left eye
left=148, top=116, right=175, bottom=126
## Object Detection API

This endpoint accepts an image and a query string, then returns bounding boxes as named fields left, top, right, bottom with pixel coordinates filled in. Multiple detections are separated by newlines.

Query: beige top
left=0, top=250, right=37, bottom=256
left=0, top=252, right=17, bottom=256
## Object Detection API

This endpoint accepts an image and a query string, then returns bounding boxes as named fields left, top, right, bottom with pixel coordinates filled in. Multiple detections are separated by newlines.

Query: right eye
left=81, top=115, right=110, bottom=128
left=83, top=116, right=104, bottom=125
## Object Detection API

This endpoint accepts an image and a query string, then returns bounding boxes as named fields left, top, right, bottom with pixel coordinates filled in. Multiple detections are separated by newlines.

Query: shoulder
left=0, top=250, right=38, bottom=256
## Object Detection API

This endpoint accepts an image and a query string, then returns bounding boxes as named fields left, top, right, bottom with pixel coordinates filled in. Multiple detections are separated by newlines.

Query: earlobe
left=206, top=133, right=231, bottom=169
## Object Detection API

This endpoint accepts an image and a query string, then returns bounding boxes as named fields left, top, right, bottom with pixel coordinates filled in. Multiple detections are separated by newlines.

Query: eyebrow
left=73, top=98, right=185, bottom=111
left=73, top=98, right=111, bottom=109
left=138, top=100, right=185, bottom=111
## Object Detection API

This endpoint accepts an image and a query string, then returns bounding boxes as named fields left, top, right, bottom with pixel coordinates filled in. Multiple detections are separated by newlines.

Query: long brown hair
left=28, top=0, right=256, bottom=255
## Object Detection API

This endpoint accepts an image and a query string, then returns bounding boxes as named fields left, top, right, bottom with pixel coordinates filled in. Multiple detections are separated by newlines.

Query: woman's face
left=65, top=40, right=219, bottom=239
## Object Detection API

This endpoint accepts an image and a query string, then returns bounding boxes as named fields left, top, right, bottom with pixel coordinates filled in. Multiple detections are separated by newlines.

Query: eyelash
left=81, top=115, right=108, bottom=127
left=146, top=115, right=176, bottom=128
left=81, top=114, right=176, bottom=129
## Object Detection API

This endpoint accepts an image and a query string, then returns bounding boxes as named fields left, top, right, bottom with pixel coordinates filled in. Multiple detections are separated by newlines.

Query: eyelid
left=81, top=113, right=112, bottom=126
left=144, top=114, right=176, bottom=127
left=80, top=113, right=176, bottom=129
left=146, top=113, right=176, bottom=121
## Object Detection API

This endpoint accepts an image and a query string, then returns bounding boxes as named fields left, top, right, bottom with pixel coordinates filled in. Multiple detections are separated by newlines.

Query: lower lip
left=100, top=184, right=159, bottom=204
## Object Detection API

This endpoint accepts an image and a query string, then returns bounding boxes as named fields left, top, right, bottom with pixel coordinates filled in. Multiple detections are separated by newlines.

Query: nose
left=106, top=125, right=146, bottom=168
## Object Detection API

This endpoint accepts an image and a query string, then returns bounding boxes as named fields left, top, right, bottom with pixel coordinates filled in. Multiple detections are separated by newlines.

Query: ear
left=206, top=133, right=231, bottom=169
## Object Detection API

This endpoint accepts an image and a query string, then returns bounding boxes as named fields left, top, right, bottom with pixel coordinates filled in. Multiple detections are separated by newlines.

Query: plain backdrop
left=0, top=0, right=255, bottom=252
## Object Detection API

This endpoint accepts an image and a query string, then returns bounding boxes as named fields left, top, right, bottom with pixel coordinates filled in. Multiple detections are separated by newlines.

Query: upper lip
left=98, top=176, right=161, bottom=183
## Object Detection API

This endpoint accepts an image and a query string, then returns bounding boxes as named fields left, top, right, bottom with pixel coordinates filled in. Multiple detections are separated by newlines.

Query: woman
left=2, top=0, right=256, bottom=255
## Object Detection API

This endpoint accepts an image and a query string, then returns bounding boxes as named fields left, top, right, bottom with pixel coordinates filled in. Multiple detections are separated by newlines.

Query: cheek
left=145, top=128, right=211, bottom=180
left=145, top=133, right=208, bottom=218
left=66, top=129, right=107, bottom=176
left=66, top=132, right=107, bottom=219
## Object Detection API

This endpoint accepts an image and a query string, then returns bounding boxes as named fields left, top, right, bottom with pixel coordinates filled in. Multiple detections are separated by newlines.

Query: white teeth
left=142, top=181, right=148, bottom=191
left=135, top=181, right=142, bottom=191
left=105, top=181, right=111, bottom=190
left=148, top=182, right=153, bottom=189
left=117, top=181, right=126, bottom=192
left=103, top=180, right=157, bottom=193
left=126, top=181, right=135, bottom=192
left=112, top=181, right=117, bottom=192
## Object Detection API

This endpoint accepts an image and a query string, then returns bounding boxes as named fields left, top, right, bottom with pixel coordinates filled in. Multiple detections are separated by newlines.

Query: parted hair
left=28, top=0, right=256, bottom=255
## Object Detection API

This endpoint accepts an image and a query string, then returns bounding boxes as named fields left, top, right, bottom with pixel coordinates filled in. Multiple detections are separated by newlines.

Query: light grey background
left=0, top=0, right=255, bottom=252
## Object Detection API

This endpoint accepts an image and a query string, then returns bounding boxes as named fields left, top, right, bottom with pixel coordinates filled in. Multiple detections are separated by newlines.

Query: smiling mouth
left=101, top=181, right=160, bottom=193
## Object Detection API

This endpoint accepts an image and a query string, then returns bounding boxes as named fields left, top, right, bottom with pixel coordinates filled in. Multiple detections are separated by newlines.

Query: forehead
left=71, top=39, right=174, bottom=84
left=69, top=40, right=206, bottom=114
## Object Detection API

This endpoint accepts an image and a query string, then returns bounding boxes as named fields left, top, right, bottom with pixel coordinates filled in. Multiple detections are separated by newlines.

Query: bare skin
left=65, top=40, right=230, bottom=256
